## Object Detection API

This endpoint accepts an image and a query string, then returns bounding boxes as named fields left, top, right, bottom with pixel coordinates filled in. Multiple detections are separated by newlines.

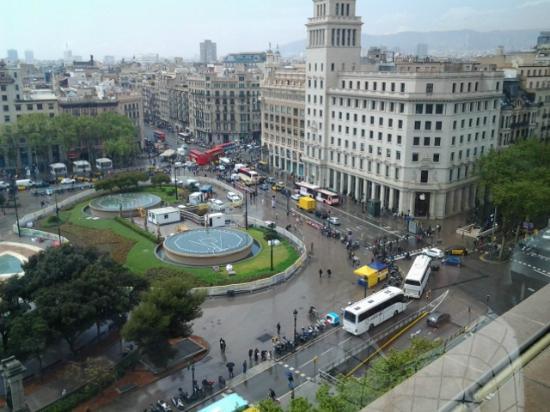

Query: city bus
left=295, top=181, right=320, bottom=198
left=153, top=130, right=166, bottom=142
left=403, top=254, right=432, bottom=298
left=316, top=188, right=340, bottom=206
left=343, top=287, right=407, bottom=335
left=238, top=167, right=259, bottom=185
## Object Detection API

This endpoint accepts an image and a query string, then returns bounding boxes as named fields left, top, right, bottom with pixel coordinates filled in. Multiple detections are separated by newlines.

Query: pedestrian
left=242, top=360, right=247, bottom=374
left=226, top=362, right=235, bottom=378
left=248, top=348, right=253, bottom=359
left=327, top=269, right=332, bottom=278
left=220, top=337, right=226, bottom=353
left=276, top=322, right=281, bottom=336
left=426, top=289, right=432, bottom=301
left=319, top=268, right=323, bottom=278
left=254, top=348, right=259, bottom=362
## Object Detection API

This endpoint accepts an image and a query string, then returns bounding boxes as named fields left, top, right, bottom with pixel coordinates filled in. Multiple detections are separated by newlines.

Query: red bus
left=189, top=149, right=209, bottom=165
left=153, top=130, right=166, bottom=142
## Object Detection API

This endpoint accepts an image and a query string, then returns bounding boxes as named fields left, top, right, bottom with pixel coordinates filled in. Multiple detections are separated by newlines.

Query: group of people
left=318, top=268, right=332, bottom=278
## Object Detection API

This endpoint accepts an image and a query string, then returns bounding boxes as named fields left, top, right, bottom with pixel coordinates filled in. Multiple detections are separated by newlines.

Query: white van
left=208, top=199, right=226, bottom=213
left=16, top=179, right=34, bottom=188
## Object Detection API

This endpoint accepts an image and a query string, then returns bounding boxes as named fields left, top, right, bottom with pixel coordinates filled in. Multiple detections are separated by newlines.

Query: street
left=98, top=172, right=520, bottom=411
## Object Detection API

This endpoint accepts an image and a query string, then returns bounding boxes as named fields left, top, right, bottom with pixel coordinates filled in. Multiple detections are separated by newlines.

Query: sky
left=2, top=0, right=550, bottom=60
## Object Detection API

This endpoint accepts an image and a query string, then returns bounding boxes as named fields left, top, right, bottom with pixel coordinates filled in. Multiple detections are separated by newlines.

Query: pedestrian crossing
left=278, top=361, right=314, bottom=381
left=512, top=259, right=550, bottom=277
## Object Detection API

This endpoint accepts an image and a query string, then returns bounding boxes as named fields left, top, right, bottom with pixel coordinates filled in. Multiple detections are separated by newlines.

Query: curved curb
left=191, top=217, right=308, bottom=298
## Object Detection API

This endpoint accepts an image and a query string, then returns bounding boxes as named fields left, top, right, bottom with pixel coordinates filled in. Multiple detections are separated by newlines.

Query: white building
left=301, top=0, right=503, bottom=219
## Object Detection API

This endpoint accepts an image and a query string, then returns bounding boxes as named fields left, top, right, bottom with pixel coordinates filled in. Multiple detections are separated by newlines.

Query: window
left=397, top=135, right=402, bottom=144
left=433, top=153, right=440, bottom=162
left=424, top=137, right=430, bottom=146
left=450, top=152, right=455, bottom=161
left=2, top=105, right=8, bottom=112
left=400, top=83, right=405, bottom=93
left=426, top=83, right=433, bottom=94
left=398, top=119, right=403, bottom=129
left=434, top=137, right=441, bottom=146
left=1, top=96, right=6, bottom=101
left=425, top=104, right=433, bottom=114
left=416, top=104, right=423, bottom=114
left=425, top=121, right=431, bottom=130
left=435, top=121, right=442, bottom=130
left=412, top=153, right=419, bottom=162
left=414, top=121, right=421, bottom=130
left=435, top=104, right=444, bottom=114
left=420, top=170, right=429, bottom=183
left=27, top=104, right=33, bottom=110
left=37, top=103, right=43, bottom=110
left=452, top=83, right=457, bottom=93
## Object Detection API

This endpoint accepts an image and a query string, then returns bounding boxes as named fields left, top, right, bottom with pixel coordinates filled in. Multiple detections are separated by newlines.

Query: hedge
left=114, top=216, right=159, bottom=244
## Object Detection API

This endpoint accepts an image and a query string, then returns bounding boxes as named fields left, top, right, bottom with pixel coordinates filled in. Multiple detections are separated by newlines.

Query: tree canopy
left=0, top=112, right=139, bottom=170
left=93, top=171, right=149, bottom=192
left=478, top=140, right=550, bottom=236
left=122, top=276, right=205, bottom=366
left=14, top=245, right=143, bottom=354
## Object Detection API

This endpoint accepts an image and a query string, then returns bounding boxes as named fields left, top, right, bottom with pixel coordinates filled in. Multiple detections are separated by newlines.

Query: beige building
left=302, top=0, right=503, bottom=219
left=0, top=61, right=59, bottom=171
left=187, top=69, right=261, bottom=144
left=261, top=65, right=306, bottom=178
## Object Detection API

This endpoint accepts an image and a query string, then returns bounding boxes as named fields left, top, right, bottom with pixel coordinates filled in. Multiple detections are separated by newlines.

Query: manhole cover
left=257, top=333, right=273, bottom=343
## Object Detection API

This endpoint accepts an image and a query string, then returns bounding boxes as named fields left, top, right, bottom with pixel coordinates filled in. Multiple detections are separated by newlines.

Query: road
left=97, top=171, right=522, bottom=411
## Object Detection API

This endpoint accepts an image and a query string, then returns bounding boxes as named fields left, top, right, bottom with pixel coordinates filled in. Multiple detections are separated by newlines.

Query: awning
left=353, top=265, right=378, bottom=277
left=160, top=149, right=176, bottom=158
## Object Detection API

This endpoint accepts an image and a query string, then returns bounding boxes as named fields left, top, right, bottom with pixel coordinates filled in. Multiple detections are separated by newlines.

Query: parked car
left=327, top=216, right=341, bottom=225
left=60, top=177, right=76, bottom=185
left=272, top=182, right=285, bottom=191
left=266, top=176, right=276, bottom=184
left=226, top=191, right=241, bottom=202
left=291, top=193, right=300, bottom=201
left=426, top=312, right=451, bottom=328
left=315, top=209, right=329, bottom=219
left=423, top=247, right=445, bottom=259
left=442, top=256, right=462, bottom=267
left=446, top=246, right=468, bottom=256
left=259, top=182, right=269, bottom=191
left=325, top=312, right=341, bottom=326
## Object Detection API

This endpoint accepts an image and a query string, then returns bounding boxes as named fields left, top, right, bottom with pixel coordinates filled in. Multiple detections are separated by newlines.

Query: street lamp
left=172, top=159, right=179, bottom=201
left=10, top=180, right=21, bottom=238
left=293, top=309, right=298, bottom=347
left=54, top=190, right=62, bottom=243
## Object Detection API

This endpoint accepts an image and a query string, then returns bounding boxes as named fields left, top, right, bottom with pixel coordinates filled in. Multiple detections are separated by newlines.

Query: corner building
left=302, top=0, right=503, bottom=219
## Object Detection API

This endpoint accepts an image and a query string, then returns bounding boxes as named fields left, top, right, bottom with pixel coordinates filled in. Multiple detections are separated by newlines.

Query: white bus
left=316, top=188, right=340, bottom=206
left=238, top=168, right=259, bottom=185
left=295, top=181, right=320, bottom=197
left=343, top=287, right=407, bottom=335
left=403, top=254, right=432, bottom=298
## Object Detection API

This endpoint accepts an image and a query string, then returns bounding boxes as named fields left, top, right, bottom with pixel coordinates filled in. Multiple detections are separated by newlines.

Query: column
left=429, top=192, right=436, bottom=219
left=409, top=191, right=415, bottom=216
left=354, top=177, right=360, bottom=200
left=362, top=179, right=368, bottom=202
left=347, top=174, right=352, bottom=196
left=388, top=187, right=395, bottom=212
left=370, top=182, right=376, bottom=199
left=455, top=188, right=463, bottom=213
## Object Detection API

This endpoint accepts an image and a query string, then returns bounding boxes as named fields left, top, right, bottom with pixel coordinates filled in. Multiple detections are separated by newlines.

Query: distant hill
left=279, top=29, right=542, bottom=57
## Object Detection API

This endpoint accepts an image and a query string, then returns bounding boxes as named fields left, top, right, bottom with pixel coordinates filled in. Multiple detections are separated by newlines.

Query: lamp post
left=10, top=180, right=21, bottom=237
left=244, top=188, right=249, bottom=230
left=172, top=159, right=179, bottom=201
left=293, top=309, right=298, bottom=347
left=54, top=190, right=62, bottom=243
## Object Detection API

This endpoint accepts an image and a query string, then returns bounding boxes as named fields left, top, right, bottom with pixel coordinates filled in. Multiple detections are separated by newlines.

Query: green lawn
left=53, top=197, right=299, bottom=286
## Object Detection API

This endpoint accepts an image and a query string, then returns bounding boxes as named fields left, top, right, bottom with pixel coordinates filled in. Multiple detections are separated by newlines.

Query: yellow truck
left=298, top=196, right=316, bottom=212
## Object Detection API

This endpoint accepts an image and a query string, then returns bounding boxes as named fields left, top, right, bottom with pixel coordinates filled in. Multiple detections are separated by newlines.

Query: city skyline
left=2, top=0, right=550, bottom=60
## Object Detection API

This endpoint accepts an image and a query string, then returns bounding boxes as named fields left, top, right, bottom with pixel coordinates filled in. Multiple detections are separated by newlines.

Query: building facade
left=187, top=70, right=261, bottom=144
left=499, top=77, right=538, bottom=147
left=301, top=0, right=503, bottom=219
left=261, top=66, right=306, bottom=178
left=200, top=40, right=217, bottom=64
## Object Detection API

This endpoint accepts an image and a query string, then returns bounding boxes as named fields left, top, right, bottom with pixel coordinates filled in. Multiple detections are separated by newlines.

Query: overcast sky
left=2, top=0, right=549, bottom=60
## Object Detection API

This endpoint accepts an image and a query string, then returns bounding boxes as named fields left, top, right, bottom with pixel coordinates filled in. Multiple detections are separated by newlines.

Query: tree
left=264, top=222, right=279, bottom=242
left=122, top=276, right=205, bottom=366
left=151, top=172, right=171, bottom=187
left=257, top=400, right=284, bottom=412
left=8, top=312, right=50, bottom=376
left=93, top=171, right=148, bottom=192
left=16, top=245, right=142, bottom=355
left=477, top=140, right=550, bottom=256
left=0, top=191, right=5, bottom=214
